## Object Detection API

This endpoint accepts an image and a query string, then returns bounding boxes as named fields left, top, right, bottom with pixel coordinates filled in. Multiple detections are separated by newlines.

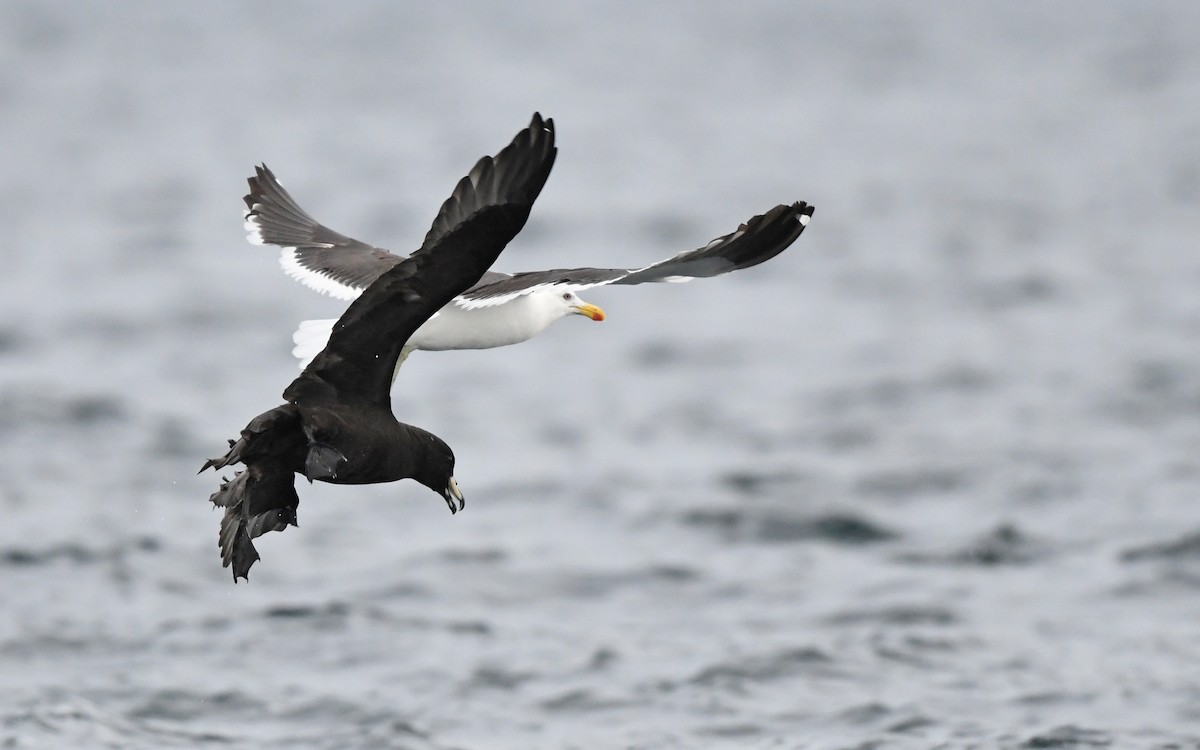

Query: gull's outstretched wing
left=453, top=201, right=814, bottom=310
left=244, top=165, right=405, bottom=299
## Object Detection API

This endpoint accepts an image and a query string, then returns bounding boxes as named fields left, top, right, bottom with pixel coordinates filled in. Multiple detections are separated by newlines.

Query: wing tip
left=417, top=111, right=558, bottom=251
left=243, top=163, right=276, bottom=210
left=793, top=201, right=815, bottom=226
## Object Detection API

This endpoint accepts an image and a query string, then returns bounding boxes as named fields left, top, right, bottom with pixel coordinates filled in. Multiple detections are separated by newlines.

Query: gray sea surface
left=3, top=2, right=1200, bottom=748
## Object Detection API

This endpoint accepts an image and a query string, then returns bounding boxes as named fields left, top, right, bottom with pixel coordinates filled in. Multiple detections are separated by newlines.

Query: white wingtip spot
left=799, top=212, right=811, bottom=226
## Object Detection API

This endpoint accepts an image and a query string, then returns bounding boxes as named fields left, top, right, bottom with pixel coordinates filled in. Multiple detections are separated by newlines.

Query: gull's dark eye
left=561, top=292, right=573, bottom=301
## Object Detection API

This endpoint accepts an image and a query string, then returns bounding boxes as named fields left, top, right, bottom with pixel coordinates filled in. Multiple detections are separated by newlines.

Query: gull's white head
left=555, top=290, right=605, bottom=322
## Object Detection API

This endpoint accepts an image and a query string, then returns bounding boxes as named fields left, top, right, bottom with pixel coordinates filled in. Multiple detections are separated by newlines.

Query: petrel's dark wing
left=282, top=113, right=558, bottom=408
left=454, top=201, right=815, bottom=309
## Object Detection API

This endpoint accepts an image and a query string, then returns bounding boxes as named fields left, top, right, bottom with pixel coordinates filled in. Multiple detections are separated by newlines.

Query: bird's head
left=556, top=290, right=605, bottom=322
left=412, top=434, right=464, bottom=514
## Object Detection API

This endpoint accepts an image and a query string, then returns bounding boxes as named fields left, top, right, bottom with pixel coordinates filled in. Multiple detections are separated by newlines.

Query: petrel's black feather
left=284, top=113, right=557, bottom=409
left=204, top=113, right=558, bottom=581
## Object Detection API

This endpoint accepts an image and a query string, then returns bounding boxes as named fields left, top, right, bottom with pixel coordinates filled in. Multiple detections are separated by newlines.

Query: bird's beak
left=444, top=476, right=465, bottom=514
left=572, top=303, right=605, bottom=321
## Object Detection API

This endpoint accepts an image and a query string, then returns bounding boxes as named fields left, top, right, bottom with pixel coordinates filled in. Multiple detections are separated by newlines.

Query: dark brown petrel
left=201, top=114, right=558, bottom=581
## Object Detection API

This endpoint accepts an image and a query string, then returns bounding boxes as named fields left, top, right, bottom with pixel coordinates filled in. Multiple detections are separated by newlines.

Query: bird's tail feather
left=210, top=469, right=299, bottom=581
left=201, top=404, right=303, bottom=581
left=292, top=318, right=415, bottom=382
left=291, top=318, right=336, bottom=369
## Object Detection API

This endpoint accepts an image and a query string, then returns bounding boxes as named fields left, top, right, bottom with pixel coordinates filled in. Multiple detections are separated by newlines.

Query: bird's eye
left=561, top=292, right=573, bottom=301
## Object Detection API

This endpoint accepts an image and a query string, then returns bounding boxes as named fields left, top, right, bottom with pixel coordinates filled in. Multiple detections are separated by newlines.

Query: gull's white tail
left=293, top=317, right=415, bottom=382
left=292, top=318, right=336, bottom=369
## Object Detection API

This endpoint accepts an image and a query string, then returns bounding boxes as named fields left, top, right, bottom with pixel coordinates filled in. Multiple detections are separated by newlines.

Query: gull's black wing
left=282, top=113, right=558, bottom=408
left=455, top=201, right=814, bottom=309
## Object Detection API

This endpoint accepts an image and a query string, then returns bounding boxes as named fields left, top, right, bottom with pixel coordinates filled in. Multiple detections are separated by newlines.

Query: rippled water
left=3, top=2, right=1200, bottom=748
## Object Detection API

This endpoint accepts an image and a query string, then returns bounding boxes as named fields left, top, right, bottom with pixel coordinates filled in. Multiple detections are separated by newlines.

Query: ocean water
left=3, top=2, right=1200, bottom=748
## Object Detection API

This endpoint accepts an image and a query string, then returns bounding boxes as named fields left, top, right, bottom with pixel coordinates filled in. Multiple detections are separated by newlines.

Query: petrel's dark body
left=202, top=114, right=558, bottom=581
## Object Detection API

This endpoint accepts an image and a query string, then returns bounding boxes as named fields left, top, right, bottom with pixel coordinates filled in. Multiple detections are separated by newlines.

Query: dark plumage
left=201, top=113, right=558, bottom=581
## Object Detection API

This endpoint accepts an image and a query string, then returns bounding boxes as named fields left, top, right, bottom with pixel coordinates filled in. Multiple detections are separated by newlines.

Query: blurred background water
left=2, top=2, right=1199, bottom=748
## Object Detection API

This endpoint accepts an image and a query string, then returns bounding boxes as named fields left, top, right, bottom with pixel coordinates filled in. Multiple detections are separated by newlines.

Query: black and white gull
left=244, top=154, right=814, bottom=372
left=202, top=114, right=558, bottom=581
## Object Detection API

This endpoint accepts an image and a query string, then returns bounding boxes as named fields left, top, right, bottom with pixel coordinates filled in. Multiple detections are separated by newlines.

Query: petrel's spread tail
left=202, top=404, right=304, bottom=581
left=208, top=469, right=298, bottom=581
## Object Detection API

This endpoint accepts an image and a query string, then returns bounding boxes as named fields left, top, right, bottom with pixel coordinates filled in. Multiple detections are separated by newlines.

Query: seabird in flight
left=202, top=114, right=558, bottom=581
left=244, top=159, right=814, bottom=373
